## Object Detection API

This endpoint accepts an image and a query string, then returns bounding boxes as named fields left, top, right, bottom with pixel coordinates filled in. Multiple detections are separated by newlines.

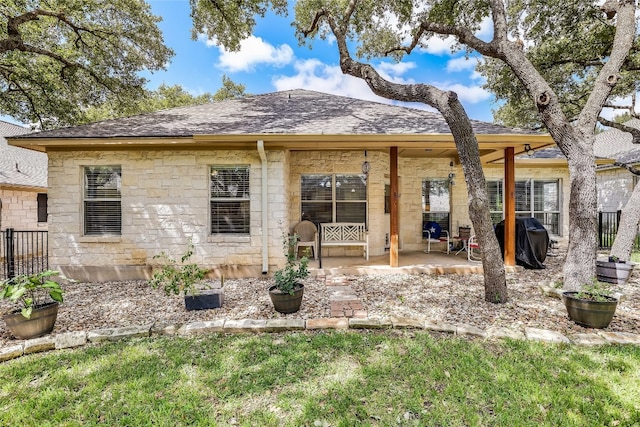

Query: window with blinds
left=487, top=179, right=561, bottom=235
left=83, top=166, right=122, bottom=235
left=210, top=166, right=250, bottom=234
left=422, top=179, right=450, bottom=232
left=301, top=174, right=367, bottom=224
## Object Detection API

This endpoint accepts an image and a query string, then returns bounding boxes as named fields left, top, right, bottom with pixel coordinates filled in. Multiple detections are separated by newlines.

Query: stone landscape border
left=2, top=316, right=639, bottom=363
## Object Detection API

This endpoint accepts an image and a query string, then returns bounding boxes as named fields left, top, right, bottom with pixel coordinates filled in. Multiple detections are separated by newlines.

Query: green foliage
left=190, top=0, right=288, bottom=52
left=0, top=270, right=63, bottom=319
left=576, top=278, right=614, bottom=302
left=80, top=76, right=248, bottom=123
left=148, top=243, right=209, bottom=297
left=272, top=233, right=309, bottom=295
left=0, top=0, right=173, bottom=129
left=478, top=1, right=639, bottom=128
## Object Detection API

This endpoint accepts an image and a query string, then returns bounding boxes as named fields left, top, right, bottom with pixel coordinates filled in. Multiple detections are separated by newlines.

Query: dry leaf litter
left=1, top=250, right=639, bottom=347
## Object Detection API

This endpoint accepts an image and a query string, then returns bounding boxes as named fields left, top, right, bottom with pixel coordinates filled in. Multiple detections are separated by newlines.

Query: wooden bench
left=320, top=222, right=369, bottom=260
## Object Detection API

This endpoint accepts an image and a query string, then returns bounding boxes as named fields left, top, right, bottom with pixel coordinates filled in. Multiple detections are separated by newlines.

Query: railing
left=1, top=228, right=49, bottom=280
left=598, top=211, right=640, bottom=250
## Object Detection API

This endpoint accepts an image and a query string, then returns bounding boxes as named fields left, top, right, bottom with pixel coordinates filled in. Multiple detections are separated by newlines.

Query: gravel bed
left=1, top=251, right=639, bottom=347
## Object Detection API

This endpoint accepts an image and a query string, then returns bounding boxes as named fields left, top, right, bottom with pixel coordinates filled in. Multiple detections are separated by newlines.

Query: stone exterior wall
left=47, top=147, right=570, bottom=281
left=47, top=149, right=288, bottom=281
left=289, top=150, right=388, bottom=257
left=0, top=188, right=47, bottom=231
left=597, top=167, right=635, bottom=212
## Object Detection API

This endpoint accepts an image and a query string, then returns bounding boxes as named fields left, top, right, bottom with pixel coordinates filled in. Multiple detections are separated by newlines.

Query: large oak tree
left=1, top=0, right=173, bottom=129
left=190, top=0, right=637, bottom=294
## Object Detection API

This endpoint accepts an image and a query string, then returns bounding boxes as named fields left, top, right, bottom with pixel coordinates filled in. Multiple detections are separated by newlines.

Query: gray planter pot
left=184, top=289, right=224, bottom=310
left=596, top=260, right=633, bottom=285
left=562, top=291, right=618, bottom=329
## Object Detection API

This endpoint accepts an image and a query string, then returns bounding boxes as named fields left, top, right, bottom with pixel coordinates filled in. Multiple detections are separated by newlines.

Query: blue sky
left=144, top=0, right=496, bottom=122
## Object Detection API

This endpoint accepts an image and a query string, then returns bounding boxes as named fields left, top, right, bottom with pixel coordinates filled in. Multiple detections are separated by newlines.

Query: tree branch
left=598, top=116, right=640, bottom=144
left=577, top=1, right=636, bottom=129
left=613, top=161, right=640, bottom=175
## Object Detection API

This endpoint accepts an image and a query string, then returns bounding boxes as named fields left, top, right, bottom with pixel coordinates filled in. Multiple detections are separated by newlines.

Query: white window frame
left=301, top=174, right=367, bottom=225
left=83, top=166, right=122, bottom=236
left=210, top=165, right=250, bottom=235
left=487, top=179, right=562, bottom=235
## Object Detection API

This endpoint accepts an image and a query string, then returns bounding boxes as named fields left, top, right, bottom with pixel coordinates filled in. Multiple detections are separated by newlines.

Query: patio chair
left=423, top=221, right=450, bottom=254
left=468, top=235, right=481, bottom=262
left=293, top=220, right=318, bottom=260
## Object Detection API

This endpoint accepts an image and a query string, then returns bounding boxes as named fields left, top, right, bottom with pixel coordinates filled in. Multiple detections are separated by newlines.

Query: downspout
left=257, top=140, right=269, bottom=274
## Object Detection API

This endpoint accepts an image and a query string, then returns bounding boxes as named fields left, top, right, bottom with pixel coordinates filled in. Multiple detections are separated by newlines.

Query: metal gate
left=1, top=228, right=49, bottom=280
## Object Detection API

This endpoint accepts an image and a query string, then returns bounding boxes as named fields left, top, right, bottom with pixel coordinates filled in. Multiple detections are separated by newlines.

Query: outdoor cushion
left=423, top=221, right=442, bottom=240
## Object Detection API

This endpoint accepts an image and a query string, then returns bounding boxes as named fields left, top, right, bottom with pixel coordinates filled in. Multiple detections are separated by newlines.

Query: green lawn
left=1, top=331, right=639, bottom=426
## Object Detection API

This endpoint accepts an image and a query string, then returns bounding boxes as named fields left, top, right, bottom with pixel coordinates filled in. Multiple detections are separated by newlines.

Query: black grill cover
left=494, top=217, right=549, bottom=269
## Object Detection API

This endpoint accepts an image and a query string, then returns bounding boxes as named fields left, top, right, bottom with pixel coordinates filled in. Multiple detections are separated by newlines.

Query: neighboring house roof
left=594, top=118, right=640, bottom=165
left=0, top=120, right=47, bottom=189
left=14, top=89, right=541, bottom=139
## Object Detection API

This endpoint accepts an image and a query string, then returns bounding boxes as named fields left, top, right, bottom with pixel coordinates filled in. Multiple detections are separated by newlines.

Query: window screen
left=301, top=174, right=367, bottom=224
left=83, top=166, right=121, bottom=235
left=210, top=166, right=250, bottom=234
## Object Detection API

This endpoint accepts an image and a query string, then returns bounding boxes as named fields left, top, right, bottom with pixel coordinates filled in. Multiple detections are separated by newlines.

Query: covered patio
left=309, top=249, right=487, bottom=277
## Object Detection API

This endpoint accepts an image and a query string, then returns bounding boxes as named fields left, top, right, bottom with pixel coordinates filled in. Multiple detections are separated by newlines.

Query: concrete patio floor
left=308, top=249, right=491, bottom=276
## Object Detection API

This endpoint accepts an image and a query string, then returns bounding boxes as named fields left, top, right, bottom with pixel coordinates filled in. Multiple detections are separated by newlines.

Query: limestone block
left=178, top=320, right=225, bottom=336
left=223, top=319, right=267, bottom=333
left=0, top=344, right=24, bottom=362
left=24, top=336, right=56, bottom=354
left=55, top=331, right=88, bottom=349
left=264, top=319, right=305, bottom=332
left=525, top=328, right=570, bottom=344
left=87, top=325, right=152, bottom=343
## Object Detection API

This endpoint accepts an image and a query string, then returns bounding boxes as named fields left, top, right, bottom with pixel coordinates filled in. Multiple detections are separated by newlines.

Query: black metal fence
left=598, top=211, right=640, bottom=250
left=1, top=228, right=49, bottom=280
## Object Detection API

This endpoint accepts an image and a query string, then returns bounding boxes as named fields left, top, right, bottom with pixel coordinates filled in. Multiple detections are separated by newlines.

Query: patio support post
left=390, top=147, right=399, bottom=267
left=504, top=147, right=516, bottom=266
left=257, top=140, right=269, bottom=274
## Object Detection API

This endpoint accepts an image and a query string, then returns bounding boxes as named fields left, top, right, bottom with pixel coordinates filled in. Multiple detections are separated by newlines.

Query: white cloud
left=377, top=61, right=417, bottom=76
left=272, top=59, right=429, bottom=109
left=420, top=35, right=457, bottom=55
left=476, top=17, right=494, bottom=42
left=446, top=56, right=477, bottom=72
left=434, top=82, right=491, bottom=104
left=205, top=35, right=294, bottom=72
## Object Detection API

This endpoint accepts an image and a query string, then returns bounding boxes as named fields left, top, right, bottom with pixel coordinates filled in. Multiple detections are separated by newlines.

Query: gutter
left=257, top=140, right=269, bottom=274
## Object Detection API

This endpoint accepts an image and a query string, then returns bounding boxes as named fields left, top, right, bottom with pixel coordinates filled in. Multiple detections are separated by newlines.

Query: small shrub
left=149, top=242, right=209, bottom=297
left=0, top=270, right=63, bottom=318
left=576, top=278, right=614, bottom=302
left=272, top=233, right=310, bottom=295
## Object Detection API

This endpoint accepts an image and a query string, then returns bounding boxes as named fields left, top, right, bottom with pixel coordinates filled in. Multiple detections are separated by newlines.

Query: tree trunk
left=610, top=179, right=640, bottom=262
left=563, top=148, right=598, bottom=290
left=443, top=97, right=507, bottom=303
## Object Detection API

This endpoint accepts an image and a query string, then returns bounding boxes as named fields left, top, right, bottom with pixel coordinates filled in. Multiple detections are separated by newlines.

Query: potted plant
left=562, top=279, right=618, bottom=329
left=596, top=255, right=634, bottom=284
left=269, top=234, right=310, bottom=313
left=0, top=270, right=64, bottom=339
left=149, top=242, right=222, bottom=310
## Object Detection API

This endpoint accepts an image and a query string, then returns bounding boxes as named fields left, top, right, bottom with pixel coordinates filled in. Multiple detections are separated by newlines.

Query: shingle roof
left=0, top=120, right=47, bottom=189
left=15, top=89, right=540, bottom=139
left=594, top=119, right=640, bottom=164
